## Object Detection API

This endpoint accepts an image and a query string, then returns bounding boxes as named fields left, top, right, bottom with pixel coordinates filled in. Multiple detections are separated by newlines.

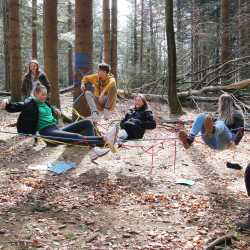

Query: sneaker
left=89, top=146, right=110, bottom=161
left=103, top=109, right=111, bottom=120
left=204, top=115, right=214, bottom=138
left=104, top=124, right=119, bottom=146
left=234, top=127, right=244, bottom=145
left=226, top=162, right=243, bottom=170
left=179, top=130, right=194, bottom=149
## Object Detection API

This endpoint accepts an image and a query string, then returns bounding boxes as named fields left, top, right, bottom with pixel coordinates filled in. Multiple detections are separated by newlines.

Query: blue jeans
left=190, top=113, right=235, bottom=150
left=39, top=120, right=104, bottom=146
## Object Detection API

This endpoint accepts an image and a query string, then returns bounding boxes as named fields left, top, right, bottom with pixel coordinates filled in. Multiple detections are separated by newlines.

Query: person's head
left=97, top=63, right=110, bottom=81
left=218, top=93, right=235, bottom=124
left=134, top=94, right=148, bottom=109
left=28, top=59, right=40, bottom=75
left=32, top=84, right=47, bottom=102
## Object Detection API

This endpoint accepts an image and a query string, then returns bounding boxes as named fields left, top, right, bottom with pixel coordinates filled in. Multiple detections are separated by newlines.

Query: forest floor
left=0, top=93, right=249, bottom=250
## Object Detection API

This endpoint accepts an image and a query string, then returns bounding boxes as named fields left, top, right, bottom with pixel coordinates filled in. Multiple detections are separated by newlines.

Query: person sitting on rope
left=236, top=163, right=250, bottom=232
left=0, top=84, right=119, bottom=161
left=179, top=93, right=244, bottom=150
left=117, top=94, right=156, bottom=143
left=81, top=63, right=117, bottom=121
left=22, top=59, right=50, bottom=100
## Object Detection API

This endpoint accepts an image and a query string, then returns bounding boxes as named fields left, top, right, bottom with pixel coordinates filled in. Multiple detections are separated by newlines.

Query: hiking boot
left=234, top=127, right=244, bottom=145
left=104, top=124, right=119, bottom=146
left=179, top=130, right=194, bottom=149
left=204, top=115, right=214, bottom=138
left=89, top=146, right=110, bottom=161
left=236, top=210, right=250, bottom=232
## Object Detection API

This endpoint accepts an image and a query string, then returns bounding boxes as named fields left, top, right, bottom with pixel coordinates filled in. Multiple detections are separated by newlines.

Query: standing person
left=237, top=164, right=250, bottom=231
left=0, top=84, right=119, bottom=160
left=179, top=93, right=245, bottom=150
left=81, top=63, right=117, bottom=121
left=22, top=59, right=50, bottom=100
left=118, top=94, right=156, bottom=142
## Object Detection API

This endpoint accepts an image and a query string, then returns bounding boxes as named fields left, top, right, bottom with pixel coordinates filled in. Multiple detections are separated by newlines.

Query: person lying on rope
left=81, top=63, right=117, bottom=122
left=236, top=163, right=250, bottom=232
left=179, top=93, right=245, bottom=150
left=117, top=94, right=156, bottom=143
left=0, top=84, right=119, bottom=161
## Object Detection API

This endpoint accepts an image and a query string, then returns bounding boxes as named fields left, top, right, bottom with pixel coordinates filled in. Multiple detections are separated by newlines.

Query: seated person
left=118, top=94, right=156, bottom=142
left=22, top=59, right=50, bottom=100
left=0, top=84, right=119, bottom=160
left=179, top=93, right=244, bottom=150
left=81, top=63, right=117, bottom=121
left=236, top=164, right=250, bottom=231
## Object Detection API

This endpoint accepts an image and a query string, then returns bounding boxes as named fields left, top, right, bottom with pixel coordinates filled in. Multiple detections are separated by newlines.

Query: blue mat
left=48, top=161, right=76, bottom=174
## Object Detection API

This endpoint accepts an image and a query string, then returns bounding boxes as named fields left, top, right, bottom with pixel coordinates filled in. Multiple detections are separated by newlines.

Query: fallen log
left=205, top=233, right=237, bottom=250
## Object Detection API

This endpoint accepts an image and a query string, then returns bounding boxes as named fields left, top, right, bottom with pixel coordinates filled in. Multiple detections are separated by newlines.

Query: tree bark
left=74, top=0, right=93, bottom=117
left=43, top=0, right=60, bottom=107
left=111, top=0, right=118, bottom=79
left=103, top=0, right=111, bottom=64
left=32, top=0, right=38, bottom=59
left=139, top=0, right=144, bottom=84
left=133, top=0, right=138, bottom=66
left=67, top=0, right=73, bottom=86
left=3, top=0, right=10, bottom=91
left=8, top=0, right=22, bottom=101
left=165, top=0, right=183, bottom=114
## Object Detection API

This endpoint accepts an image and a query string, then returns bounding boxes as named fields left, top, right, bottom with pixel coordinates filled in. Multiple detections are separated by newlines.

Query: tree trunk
left=139, top=0, right=144, bottom=84
left=238, top=0, right=250, bottom=79
left=133, top=0, right=138, bottom=66
left=103, top=0, right=111, bottom=64
left=74, top=0, right=93, bottom=117
left=111, top=0, right=118, bottom=79
left=32, top=0, right=37, bottom=59
left=8, top=0, right=22, bottom=101
left=3, top=0, right=10, bottom=91
left=67, top=0, right=73, bottom=86
left=43, top=0, right=60, bottom=107
left=165, top=0, right=183, bottom=114
left=149, top=0, right=156, bottom=75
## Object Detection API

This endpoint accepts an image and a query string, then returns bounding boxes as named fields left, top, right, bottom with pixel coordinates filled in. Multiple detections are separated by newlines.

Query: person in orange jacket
left=81, top=63, right=117, bottom=121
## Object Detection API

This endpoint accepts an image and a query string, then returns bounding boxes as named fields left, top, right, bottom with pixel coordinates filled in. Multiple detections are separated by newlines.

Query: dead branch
left=205, top=233, right=237, bottom=250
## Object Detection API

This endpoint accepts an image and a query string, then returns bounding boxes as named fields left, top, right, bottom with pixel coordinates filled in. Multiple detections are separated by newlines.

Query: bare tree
left=68, top=0, right=73, bottom=86
left=43, top=0, right=60, bottom=107
left=103, top=0, right=111, bottom=64
left=32, top=0, right=37, bottom=59
left=111, top=0, right=117, bottom=79
left=8, top=0, right=22, bottom=101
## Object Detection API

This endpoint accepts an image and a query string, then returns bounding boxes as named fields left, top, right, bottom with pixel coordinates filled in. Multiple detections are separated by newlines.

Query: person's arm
left=100, top=78, right=116, bottom=97
left=21, top=75, right=28, bottom=98
left=142, top=110, right=156, bottom=129
left=39, top=73, right=51, bottom=93
left=81, top=74, right=97, bottom=91
left=120, top=109, right=133, bottom=128
left=3, top=100, right=26, bottom=113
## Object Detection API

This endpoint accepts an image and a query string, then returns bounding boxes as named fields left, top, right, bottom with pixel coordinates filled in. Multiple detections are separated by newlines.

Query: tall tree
left=133, top=0, right=138, bottom=66
left=111, top=0, right=117, bottom=79
left=3, top=0, right=10, bottom=91
left=74, top=0, right=93, bottom=117
left=139, top=0, right=144, bottom=83
left=43, top=0, right=60, bottom=107
left=103, top=0, right=111, bottom=64
left=8, top=0, right=22, bottom=101
left=32, top=0, right=38, bottom=59
left=238, top=0, right=250, bottom=79
left=165, top=0, right=183, bottom=114
left=68, top=0, right=73, bottom=86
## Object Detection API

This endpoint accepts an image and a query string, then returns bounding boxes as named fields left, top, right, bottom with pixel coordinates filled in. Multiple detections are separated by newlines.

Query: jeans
left=245, top=164, right=250, bottom=196
left=85, top=85, right=117, bottom=113
left=190, top=113, right=234, bottom=150
left=39, top=120, right=104, bottom=146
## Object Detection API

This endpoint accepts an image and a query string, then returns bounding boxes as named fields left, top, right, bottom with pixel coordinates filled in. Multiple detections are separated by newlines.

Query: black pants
left=39, top=120, right=104, bottom=146
left=245, top=164, right=250, bottom=196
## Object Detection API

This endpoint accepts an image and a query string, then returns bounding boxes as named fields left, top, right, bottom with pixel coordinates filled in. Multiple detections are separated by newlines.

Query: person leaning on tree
left=21, top=59, right=51, bottom=100
left=81, top=63, right=117, bottom=121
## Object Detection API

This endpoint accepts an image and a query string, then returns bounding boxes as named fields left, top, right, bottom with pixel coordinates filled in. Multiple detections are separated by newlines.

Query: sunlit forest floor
left=0, top=93, right=249, bottom=249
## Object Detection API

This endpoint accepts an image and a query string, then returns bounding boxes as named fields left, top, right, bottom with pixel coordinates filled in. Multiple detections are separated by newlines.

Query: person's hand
left=54, top=108, right=61, bottom=117
left=0, top=99, right=9, bottom=110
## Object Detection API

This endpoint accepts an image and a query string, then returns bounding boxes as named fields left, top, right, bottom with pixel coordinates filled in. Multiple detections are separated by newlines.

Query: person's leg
left=236, top=164, right=250, bottom=231
left=39, top=125, right=104, bottom=147
left=101, top=86, right=117, bottom=111
left=62, top=120, right=95, bottom=136
left=85, top=91, right=99, bottom=114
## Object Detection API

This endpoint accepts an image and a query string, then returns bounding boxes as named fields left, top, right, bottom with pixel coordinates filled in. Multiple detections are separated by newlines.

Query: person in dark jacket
left=0, top=84, right=119, bottom=160
left=236, top=164, right=250, bottom=232
left=179, top=93, right=245, bottom=150
left=118, top=94, right=156, bottom=142
left=21, top=59, right=50, bottom=100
